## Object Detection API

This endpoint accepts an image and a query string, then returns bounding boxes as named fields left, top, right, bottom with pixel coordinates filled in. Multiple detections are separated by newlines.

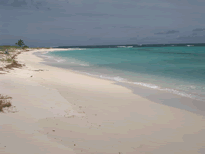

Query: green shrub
left=5, top=58, right=13, bottom=63
left=22, top=45, right=29, bottom=49
left=0, top=94, right=12, bottom=112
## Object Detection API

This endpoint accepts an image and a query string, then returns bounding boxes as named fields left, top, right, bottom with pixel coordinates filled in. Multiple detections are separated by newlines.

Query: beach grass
left=0, top=46, right=50, bottom=71
left=0, top=46, right=51, bottom=52
left=0, top=57, right=13, bottom=63
left=0, top=45, right=21, bottom=51
left=4, top=59, right=25, bottom=69
left=0, top=50, right=25, bottom=70
left=0, top=94, right=12, bottom=112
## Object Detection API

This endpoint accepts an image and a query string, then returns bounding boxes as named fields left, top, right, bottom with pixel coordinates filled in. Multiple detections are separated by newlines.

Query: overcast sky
left=0, top=0, right=205, bottom=47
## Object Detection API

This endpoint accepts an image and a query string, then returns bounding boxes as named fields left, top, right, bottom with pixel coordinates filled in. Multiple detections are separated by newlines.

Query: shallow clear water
left=42, top=47, right=205, bottom=101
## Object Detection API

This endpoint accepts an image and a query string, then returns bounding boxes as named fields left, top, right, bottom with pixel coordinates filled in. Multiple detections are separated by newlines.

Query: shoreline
left=35, top=48, right=205, bottom=116
left=34, top=48, right=205, bottom=102
left=0, top=48, right=205, bottom=154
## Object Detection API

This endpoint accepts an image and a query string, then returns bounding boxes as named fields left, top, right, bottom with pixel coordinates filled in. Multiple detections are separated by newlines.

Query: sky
left=0, top=0, right=205, bottom=47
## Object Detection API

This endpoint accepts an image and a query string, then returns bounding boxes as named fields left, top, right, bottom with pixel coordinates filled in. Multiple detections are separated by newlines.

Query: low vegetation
left=0, top=40, right=52, bottom=112
left=0, top=40, right=51, bottom=71
left=0, top=50, right=25, bottom=71
left=4, top=59, right=25, bottom=69
left=0, top=94, right=12, bottom=112
left=22, top=46, right=28, bottom=49
left=0, top=45, right=21, bottom=52
left=0, top=57, right=13, bottom=63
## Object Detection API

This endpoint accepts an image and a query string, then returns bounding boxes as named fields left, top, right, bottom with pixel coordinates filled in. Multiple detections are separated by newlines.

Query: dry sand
left=0, top=48, right=204, bottom=154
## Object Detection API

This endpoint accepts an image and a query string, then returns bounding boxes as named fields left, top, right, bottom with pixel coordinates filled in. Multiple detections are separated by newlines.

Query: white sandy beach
left=0, top=48, right=205, bottom=154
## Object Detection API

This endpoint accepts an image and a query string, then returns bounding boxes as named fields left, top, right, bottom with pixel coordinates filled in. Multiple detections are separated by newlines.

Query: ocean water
left=40, top=47, right=205, bottom=101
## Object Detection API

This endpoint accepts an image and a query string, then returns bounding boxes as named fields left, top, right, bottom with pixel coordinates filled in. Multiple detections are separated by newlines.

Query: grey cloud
left=89, top=38, right=102, bottom=41
left=32, top=26, right=75, bottom=31
left=120, top=25, right=136, bottom=29
left=191, top=33, right=198, bottom=36
left=109, top=25, right=142, bottom=29
left=0, top=0, right=27, bottom=7
left=138, top=37, right=168, bottom=44
left=192, top=28, right=205, bottom=32
left=111, top=3, right=138, bottom=9
left=177, top=34, right=205, bottom=40
left=136, top=2, right=175, bottom=8
left=0, top=0, right=51, bottom=10
left=36, top=27, right=42, bottom=30
left=75, top=13, right=113, bottom=17
left=93, top=27, right=102, bottom=29
left=35, top=1, right=43, bottom=6
left=154, top=30, right=179, bottom=35
left=0, top=1, right=7, bottom=5
left=2, top=23, right=10, bottom=27
left=129, top=37, right=138, bottom=40
left=143, top=37, right=154, bottom=40
left=33, top=1, right=48, bottom=9
left=1, top=0, right=205, bottom=46
left=11, top=0, right=27, bottom=7
left=50, top=27, right=75, bottom=30
left=0, top=29, right=9, bottom=34
left=154, top=31, right=166, bottom=34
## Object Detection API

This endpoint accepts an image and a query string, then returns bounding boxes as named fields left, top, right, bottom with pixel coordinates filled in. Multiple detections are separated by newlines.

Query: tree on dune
left=15, top=39, right=25, bottom=47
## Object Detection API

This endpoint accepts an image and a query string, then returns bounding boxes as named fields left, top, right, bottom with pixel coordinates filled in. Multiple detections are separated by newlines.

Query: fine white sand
left=0, top=48, right=204, bottom=154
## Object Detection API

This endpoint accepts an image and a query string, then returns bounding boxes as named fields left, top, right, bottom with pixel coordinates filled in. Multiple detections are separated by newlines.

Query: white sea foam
left=68, top=69, right=201, bottom=100
left=72, top=71, right=100, bottom=78
left=117, top=46, right=126, bottom=48
left=117, top=46, right=133, bottom=48
left=72, top=70, right=126, bottom=82
left=73, top=71, right=195, bottom=100
left=68, top=61, right=89, bottom=66
left=76, top=48, right=86, bottom=50
left=79, top=63, right=90, bottom=66
left=190, top=86, right=196, bottom=89
left=159, top=88, right=193, bottom=98
left=41, top=51, right=49, bottom=54
left=41, top=48, right=82, bottom=55
left=133, top=82, right=160, bottom=89
left=55, top=59, right=66, bottom=63
left=133, top=82, right=199, bottom=100
left=99, top=75, right=126, bottom=82
left=38, top=54, right=66, bottom=63
left=83, top=72, right=99, bottom=77
left=113, top=76, right=126, bottom=82
left=177, top=85, right=205, bottom=93
left=40, top=55, right=53, bottom=59
left=132, top=82, right=196, bottom=99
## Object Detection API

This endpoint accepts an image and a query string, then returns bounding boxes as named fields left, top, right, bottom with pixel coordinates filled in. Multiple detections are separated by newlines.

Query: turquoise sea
left=40, top=46, right=205, bottom=102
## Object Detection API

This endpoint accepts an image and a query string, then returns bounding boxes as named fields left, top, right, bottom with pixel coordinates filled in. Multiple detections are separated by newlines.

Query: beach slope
left=0, top=48, right=204, bottom=154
